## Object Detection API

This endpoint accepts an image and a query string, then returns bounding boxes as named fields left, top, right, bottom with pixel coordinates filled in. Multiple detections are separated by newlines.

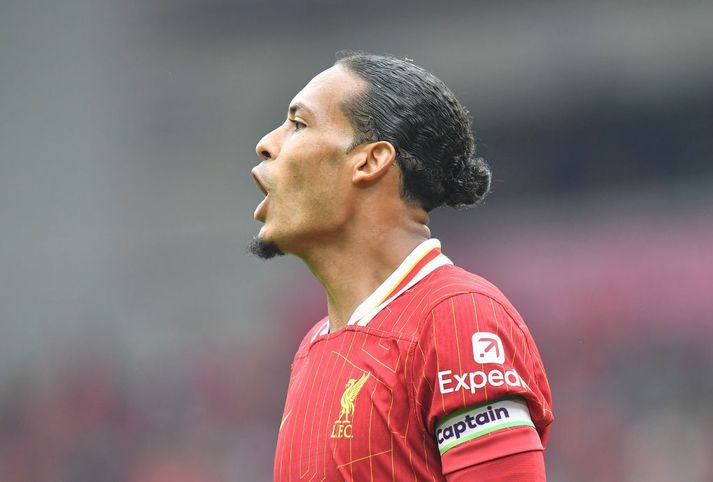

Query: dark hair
left=335, top=51, right=491, bottom=212
left=247, top=236, right=284, bottom=259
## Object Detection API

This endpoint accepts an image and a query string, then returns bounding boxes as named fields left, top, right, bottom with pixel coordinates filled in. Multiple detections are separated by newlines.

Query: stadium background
left=1, top=0, right=712, bottom=480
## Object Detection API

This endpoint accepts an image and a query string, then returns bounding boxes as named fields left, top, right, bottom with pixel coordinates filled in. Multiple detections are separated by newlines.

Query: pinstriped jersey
left=274, top=239, right=553, bottom=481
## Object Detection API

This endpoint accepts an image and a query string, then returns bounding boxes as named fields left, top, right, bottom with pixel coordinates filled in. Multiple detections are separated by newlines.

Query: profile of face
left=249, top=65, right=367, bottom=259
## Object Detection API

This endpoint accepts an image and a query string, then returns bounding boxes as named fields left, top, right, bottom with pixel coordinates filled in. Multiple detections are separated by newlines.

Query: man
left=250, top=52, right=553, bottom=481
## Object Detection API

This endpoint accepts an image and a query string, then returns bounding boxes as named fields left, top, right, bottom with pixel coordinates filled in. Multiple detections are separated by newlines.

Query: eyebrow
left=288, top=102, right=314, bottom=118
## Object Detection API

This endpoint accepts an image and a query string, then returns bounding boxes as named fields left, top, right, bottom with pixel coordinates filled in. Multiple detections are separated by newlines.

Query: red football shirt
left=274, top=239, right=553, bottom=481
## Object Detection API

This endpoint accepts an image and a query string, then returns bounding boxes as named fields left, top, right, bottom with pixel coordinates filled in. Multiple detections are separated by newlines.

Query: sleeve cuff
left=441, top=424, right=544, bottom=475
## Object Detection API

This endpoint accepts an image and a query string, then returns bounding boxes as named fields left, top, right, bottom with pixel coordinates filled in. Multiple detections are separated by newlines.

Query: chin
left=247, top=233, right=285, bottom=259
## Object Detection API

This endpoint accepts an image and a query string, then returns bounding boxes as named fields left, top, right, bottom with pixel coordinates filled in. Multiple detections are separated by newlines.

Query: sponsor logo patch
left=437, top=368, right=528, bottom=395
left=435, top=398, right=534, bottom=454
left=472, top=332, right=505, bottom=364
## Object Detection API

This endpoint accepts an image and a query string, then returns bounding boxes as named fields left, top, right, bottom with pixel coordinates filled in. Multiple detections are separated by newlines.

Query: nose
left=255, top=126, right=280, bottom=161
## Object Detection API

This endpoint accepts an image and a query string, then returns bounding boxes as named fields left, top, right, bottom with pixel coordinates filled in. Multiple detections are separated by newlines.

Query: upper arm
left=410, top=292, right=553, bottom=475
left=446, top=449, right=546, bottom=482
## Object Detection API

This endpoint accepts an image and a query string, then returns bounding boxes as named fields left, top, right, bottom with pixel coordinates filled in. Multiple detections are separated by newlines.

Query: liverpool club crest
left=331, top=372, right=370, bottom=439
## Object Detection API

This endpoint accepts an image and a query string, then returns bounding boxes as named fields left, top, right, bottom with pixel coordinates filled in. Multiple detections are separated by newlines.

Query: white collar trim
left=310, top=239, right=452, bottom=341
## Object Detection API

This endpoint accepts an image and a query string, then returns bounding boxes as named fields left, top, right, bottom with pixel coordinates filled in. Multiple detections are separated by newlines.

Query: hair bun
left=442, top=156, right=491, bottom=208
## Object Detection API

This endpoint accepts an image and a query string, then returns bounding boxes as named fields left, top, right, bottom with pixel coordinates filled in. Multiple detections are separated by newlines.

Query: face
left=251, top=65, right=366, bottom=256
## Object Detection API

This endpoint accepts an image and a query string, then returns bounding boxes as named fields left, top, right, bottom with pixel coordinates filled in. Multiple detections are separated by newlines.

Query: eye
left=289, top=119, right=306, bottom=131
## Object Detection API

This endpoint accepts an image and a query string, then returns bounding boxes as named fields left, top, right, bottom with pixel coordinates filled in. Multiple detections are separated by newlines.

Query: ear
left=352, top=141, right=396, bottom=184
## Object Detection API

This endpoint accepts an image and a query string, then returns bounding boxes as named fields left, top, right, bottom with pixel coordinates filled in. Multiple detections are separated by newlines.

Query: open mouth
left=252, top=171, right=268, bottom=196
left=252, top=171, right=269, bottom=221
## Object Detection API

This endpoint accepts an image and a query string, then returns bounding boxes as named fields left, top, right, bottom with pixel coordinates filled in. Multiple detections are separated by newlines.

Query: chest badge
left=331, top=372, right=370, bottom=439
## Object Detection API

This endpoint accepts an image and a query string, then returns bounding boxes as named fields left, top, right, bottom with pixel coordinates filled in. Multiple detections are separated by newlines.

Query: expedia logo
left=331, top=372, right=369, bottom=439
left=435, top=398, right=534, bottom=454
left=472, top=332, right=505, bottom=364
left=437, top=368, right=528, bottom=395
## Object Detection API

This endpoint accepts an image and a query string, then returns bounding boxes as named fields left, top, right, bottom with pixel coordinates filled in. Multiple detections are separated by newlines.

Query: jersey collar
left=313, top=238, right=452, bottom=339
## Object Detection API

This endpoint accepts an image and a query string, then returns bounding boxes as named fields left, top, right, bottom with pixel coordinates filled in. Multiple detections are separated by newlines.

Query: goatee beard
left=247, top=236, right=284, bottom=259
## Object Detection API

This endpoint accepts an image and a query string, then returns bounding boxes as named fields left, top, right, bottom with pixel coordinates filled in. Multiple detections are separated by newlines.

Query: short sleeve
left=410, top=292, right=553, bottom=475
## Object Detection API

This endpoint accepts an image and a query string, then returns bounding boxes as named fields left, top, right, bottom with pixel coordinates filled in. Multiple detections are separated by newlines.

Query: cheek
left=287, top=153, right=337, bottom=196
left=311, top=170, right=352, bottom=221
left=280, top=139, right=350, bottom=217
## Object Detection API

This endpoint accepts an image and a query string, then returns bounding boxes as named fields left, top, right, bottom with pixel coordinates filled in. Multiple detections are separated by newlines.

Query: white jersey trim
left=346, top=238, right=443, bottom=326
left=355, top=253, right=452, bottom=326
left=310, top=319, right=330, bottom=343
left=310, top=239, right=452, bottom=339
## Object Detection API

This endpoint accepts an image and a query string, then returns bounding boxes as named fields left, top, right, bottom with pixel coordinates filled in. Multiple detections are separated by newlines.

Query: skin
left=252, top=65, right=543, bottom=481
left=252, top=64, right=431, bottom=332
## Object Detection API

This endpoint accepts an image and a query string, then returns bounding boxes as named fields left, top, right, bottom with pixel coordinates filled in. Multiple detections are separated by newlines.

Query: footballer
left=249, top=52, right=553, bottom=481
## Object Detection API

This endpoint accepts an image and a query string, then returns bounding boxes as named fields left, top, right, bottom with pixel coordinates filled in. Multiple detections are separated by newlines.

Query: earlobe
left=353, top=141, right=396, bottom=184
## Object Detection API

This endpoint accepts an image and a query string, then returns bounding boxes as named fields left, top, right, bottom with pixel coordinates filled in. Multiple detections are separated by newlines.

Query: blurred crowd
left=2, top=1, right=712, bottom=481
left=0, top=345, right=286, bottom=482
left=2, top=211, right=711, bottom=482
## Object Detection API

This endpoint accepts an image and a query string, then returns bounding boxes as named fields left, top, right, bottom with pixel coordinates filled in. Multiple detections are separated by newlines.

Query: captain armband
left=435, top=398, right=534, bottom=455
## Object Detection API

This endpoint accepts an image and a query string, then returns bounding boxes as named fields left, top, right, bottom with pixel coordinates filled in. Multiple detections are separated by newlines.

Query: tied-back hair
left=335, top=51, right=491, bottom=212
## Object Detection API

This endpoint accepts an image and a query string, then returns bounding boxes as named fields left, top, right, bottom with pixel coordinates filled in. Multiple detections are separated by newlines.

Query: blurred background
left=1, top=0, right=712, bottom=480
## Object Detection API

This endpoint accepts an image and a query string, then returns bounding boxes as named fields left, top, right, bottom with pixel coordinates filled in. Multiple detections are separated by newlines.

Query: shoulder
left=422, top=264, right=513, bottom=308
left=294, top=316, right=329, bottom=356
left=407, top=266, right=555, bottom=453
left=416, top=264, right=526, bottom=330
left=371, top=263, right=525, bottom=341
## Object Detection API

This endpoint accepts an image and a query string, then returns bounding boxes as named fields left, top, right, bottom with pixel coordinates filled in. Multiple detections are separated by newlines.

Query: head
left=249, top=52, right=491, bottom=259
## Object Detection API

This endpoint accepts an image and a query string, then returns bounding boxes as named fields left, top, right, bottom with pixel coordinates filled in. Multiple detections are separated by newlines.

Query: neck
left=300, top=218, right=430, bottom=333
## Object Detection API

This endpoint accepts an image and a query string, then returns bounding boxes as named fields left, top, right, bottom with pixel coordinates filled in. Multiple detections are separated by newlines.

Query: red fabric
left=273, top=243, right=553, bottom=481
left=442, top=425, right=543, bottom=474
left=412, top=290, right=554, bottom=474
left=446, top=449, right=546, bottom=482
left=385, top=246, right=441, bottom=298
